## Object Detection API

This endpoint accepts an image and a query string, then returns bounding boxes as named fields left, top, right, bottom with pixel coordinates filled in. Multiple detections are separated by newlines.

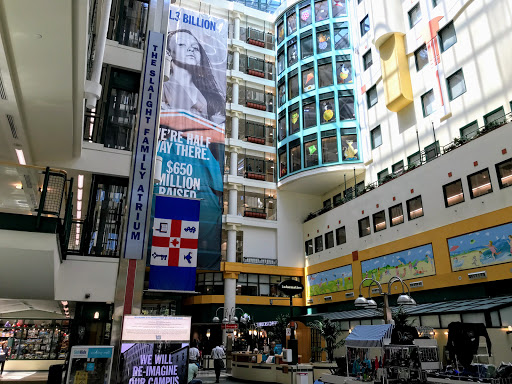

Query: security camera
left=85, top=293, right=91, bottom=299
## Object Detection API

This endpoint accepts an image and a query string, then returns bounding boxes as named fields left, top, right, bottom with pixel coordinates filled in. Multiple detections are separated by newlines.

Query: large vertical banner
left=155, top=7, right=227, bottom=271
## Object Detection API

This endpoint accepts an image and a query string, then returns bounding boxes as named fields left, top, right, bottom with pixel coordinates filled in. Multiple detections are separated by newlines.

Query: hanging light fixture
left=206, top=329, right=211, bottom=339
left=366, top=298, right=378, bottom=309
left=354, top=295, right=368, bottom=307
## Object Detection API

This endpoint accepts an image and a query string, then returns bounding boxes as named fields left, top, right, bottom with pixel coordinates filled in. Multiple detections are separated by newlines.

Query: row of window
left=279, top=132, right=358, bottom=177
left=278, top=56, right=354, bottom=109
left=277, top=23, right=351, bottom=77
left=195, top=272, right=302, bottom=297
left=278, top=90, right=355, bottom=141
left=276, top=0, right=348, bottom=46
left=306, top=158, right=512, bottom=255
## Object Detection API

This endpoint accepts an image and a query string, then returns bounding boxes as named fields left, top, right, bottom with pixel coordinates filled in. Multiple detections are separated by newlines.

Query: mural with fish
left=307, top=264, right=353, bottom=296
left=361, top=244, right=436, bottom=286
left=448, top=222, right=512, bottom=271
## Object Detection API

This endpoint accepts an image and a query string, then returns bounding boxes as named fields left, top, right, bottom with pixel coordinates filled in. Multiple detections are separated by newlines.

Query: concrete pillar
left=227, top=229, right=237, bottom=262
left=233, top=50, right=240, bottom=72
left=232, top=82, right=239, bottom=105
left=223, top=278, right=237, bottom=344
left=234, top=16, right=240, bottom=40
left=230, top=151, right=238, bottom=177
left=231, top=115, right=239, bottom=140
left=228, top=188, right=237, bottom=216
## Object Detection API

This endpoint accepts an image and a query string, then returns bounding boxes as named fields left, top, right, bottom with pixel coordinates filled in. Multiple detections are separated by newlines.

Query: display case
left=384, top=345, right=427, bottom=383
left=0, top=319, right=70, bottom=360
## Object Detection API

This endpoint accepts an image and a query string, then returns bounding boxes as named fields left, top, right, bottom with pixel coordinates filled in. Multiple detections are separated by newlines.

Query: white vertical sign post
left=124, top=31, right=165, bottom=259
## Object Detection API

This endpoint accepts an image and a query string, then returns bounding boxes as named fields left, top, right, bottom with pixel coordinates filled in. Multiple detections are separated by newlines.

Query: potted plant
left=308, top=319, right=345, bottom=362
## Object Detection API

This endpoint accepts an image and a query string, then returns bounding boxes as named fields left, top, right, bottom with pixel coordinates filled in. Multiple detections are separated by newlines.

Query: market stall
left=345, top=324, right=394, bottom=381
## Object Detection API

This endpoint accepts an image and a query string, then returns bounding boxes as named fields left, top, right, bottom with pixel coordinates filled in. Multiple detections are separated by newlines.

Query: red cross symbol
left=170, top=238, right=180, bottom=247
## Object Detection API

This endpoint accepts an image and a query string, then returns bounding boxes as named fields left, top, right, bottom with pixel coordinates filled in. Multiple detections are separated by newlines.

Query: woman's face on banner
left=170, top=32, right=201, bottom=66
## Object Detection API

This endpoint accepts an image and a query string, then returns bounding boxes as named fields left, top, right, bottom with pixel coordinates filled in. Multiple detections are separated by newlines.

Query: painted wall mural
left=307, top=265, right=353, bottom=296
left=448, top=222, right=512, bottom=271
left=361, top=244, right=435, bottom=286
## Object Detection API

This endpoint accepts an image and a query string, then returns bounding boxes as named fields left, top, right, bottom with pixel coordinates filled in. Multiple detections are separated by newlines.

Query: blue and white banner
left=155, top=6, right=227, bottom=270
left=124, top=31, right=164, bottom=259
left=149, top=195, right=200, bottom=291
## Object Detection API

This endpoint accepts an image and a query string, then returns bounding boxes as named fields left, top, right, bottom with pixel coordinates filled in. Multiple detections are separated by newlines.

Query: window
left=443, top=179, right=464, bottom=207
left=278, top=113, right=287, bottom=141
left=439, top=22, right=457, bottom=52
left=277, top=51, right=285, bottom=74
left=424, top=141, right=440, bottom=161
left=304, top=134, right=319, bottom=168
left=447, top=69, right=466, bottom=100
left=335, top=226, right=346, bottom=245
left=392, top=160, right=404, bottom=175
left=460, top=121, right=479, bottom=140
left=302, top=66, right=316, bottom=92
left=315, top=0, right=329, bottom=21
left=371, top=126, right=382, bottom=149
left=289, top=104, right=300, bottom=134
left=287, top=41, right=299, bottom=67
left=301, top=34, right=314, bottom=59
left=496, top=158, right=512, bottom=189
left=377, top=169, right=389, bottom=184
left=314, top=235, right=323, bottom=252
left=408, top=151, right=421, bottom=167
left=408, top=3, right=422, bottom=28
left=389, top=203, right=404, bottom=227
left=288, top=72, right=299, bottom=100
left=356, top=181, right=365, bottom=195
left=367, top=85, right=378, bottom=108
left=322, top=131, right=338, bottom=163
left=373, top=211, right=387, bottom=232
left=406, top=195, right=424, bottom=220
left=278, top=83, right=286, bottom=107
left=290, top=139, right=301, bottom=172
left=363, top=50, right=373, bottom=70
left=358, top=217, right=371, bottom=237
left=484, top=107, right=506, bottom=126
left=336, top=59, right=353, bottom=84
left=319, top=97, right=336, bottom=124
left=432, top=0, right=439, bottom=7
left=299, top=5, right=312, bottom=28
left=332, top=0, right=347, bottom=17
left=333, top=193, right=342, bottom=207
left=341, top=134, right=358, bottom=161
left=468, top=168, right=493, bottom=198
left=325, top=231, right=335, bottom=249
left=318, top=61, right=333, bottom=88
left=338, top=91, right=355, bottom=120
left=360, top=15, right=370, bottom=37
left=305, top=239, right=313, bottom=256
left=415, top=44, right=428, bottom=71
left=421, top=89, right=435, bottom=116
left=303, top=98, right=317, bottom=128
left=287, top=12, right=297, bottom=35
left=277, top=22, right=285, bottom=45
left=279, top=147, right=287, bottom=177
left=316, top=29, right=331, bottom=54
left=333, top=23, right=349, bottom=50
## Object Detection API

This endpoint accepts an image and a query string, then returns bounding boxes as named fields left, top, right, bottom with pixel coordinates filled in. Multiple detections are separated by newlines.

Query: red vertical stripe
left=169, top=248, right=180, bottom=266
left=123, top=259, right=137, bottom=315
left=170, top=220, right=182, bottom=237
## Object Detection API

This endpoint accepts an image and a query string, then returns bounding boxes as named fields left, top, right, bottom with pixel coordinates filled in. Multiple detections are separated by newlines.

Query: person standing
left=189, top=342, right=200, bottom=365
left=0, top=341, right=8, bottom=376
left=211, top=344, right=225, bottom=383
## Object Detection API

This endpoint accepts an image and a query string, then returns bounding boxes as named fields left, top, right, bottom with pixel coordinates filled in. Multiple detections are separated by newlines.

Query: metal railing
left=0, top=163, right=74, bottom=257
left=304, top=112, right=512, bottom=223
left=237, top=156, right=276, bottom=182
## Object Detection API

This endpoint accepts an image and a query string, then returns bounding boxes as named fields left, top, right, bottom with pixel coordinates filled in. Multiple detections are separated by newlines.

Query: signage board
left=278, top=279, right=304, bottom=296
left=124, top=31, right=164, bottom=259
left=121, top=316, right=191, bottom=342
left=67, top=346, right=114, bottom=384
left=221, top=323, right=238, bottom=330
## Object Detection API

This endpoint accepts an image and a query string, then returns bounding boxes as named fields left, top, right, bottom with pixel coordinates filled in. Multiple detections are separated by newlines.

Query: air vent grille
left=0, top=72, right=6, bottom=100
left=345, top=292, right=354, bottom=298
left=307, top=299, right=313, bottom=304
left=7, top=115, right=18, bottom=139
left=468, top=271, right=487, bottom=280
left=409, top=281, right=423, bottom=288
left=324, top=296, right=332, bottom=301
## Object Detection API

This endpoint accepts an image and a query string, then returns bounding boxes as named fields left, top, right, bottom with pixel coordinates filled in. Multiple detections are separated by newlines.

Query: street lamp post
left=354, top=276, right=416, bottom=323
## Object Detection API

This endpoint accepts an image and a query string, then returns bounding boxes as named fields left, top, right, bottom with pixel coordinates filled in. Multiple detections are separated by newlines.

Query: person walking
left=0, top=341, right=8, bottom=376
left=189, top=342, right=200, bottom=365
left=211, top=344, right=225, bottom=383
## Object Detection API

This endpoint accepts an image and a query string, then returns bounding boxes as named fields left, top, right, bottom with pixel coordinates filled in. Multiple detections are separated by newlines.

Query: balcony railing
left=237, top=156, right=276, bottom=182
left=241, top=122, right=275, bottom=146
left=304, top=112, right=512, bottom=222
left=0, top=163, right=74, bottom=257
left=247, top=27, right=266, bottom=47
left=243, top=257, right=277, bottom=266
left=108, top=0, right=149, bottom=50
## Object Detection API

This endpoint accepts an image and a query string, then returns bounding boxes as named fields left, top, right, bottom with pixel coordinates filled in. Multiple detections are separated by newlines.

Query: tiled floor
left=0, top=371, right=47, bottom=383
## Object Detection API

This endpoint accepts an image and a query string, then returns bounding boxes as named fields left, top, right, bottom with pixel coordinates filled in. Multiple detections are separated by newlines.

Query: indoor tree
left=308, top=319, right=345, bottom=362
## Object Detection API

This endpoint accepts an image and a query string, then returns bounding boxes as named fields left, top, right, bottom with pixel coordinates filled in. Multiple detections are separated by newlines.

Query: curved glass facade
left=275, top=0, right=361, bottom=180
